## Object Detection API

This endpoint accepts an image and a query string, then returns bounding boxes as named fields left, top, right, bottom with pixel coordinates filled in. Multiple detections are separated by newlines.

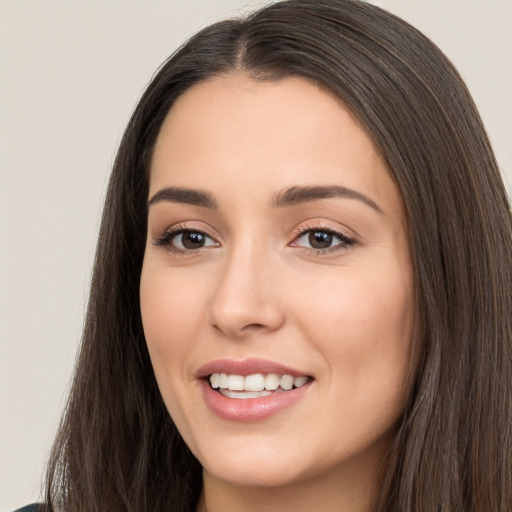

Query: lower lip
left=199, top=379, right=313, bottom=422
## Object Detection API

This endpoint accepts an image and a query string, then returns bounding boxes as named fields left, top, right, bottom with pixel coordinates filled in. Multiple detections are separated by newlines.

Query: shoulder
left=12, top=505, right=44, bottom=512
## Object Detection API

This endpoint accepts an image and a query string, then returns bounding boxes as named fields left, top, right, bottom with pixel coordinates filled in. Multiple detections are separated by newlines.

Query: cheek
left=290, top=263, right=414, bottom=399
left=294, top=265, right=412, bottom=342
left=139, top=262, right=205, bottom=387
left=139, top=261, right=209, bottom=435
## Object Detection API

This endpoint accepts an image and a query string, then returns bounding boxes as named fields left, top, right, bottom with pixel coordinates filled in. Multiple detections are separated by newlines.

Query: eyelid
left=289, top=221, right=357, bottom=254
left=151, top=219, right=357, bottom=256
left=291, top=220, right=356, bottom=240
left=152, top=222, right=221, bottom=253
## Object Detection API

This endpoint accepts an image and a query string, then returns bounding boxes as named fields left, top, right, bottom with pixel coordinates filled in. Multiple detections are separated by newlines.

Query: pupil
left=182, top=232, right=205, bottom=249
left=309, top=231, right=332, bottom=249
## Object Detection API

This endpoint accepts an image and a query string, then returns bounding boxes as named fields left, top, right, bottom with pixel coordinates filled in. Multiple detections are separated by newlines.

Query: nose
left=208, top=244, right=285, bottom=338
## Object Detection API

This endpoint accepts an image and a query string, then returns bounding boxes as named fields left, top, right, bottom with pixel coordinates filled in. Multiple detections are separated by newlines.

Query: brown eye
left=293, top=228, right=355, bottom=253
left=308, top=230, right=333, bottom=249
left=170, top=230, right=217, bottom=250
left=181, top=231, right=207, bottom=249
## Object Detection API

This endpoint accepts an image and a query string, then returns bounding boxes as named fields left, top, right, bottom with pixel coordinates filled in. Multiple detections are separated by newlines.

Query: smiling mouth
left=208, top=372, right=313, bottom=399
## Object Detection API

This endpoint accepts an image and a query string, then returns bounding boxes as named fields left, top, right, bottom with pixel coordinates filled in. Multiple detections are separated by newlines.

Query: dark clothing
left=13, top=505, right=42, bottom=512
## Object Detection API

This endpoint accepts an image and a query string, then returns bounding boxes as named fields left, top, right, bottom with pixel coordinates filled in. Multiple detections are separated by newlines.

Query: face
left=140, top=75, right=414, bottom=494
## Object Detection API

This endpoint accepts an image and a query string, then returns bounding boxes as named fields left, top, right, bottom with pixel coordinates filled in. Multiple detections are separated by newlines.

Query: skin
left=140, top=74, right=414, bottom=512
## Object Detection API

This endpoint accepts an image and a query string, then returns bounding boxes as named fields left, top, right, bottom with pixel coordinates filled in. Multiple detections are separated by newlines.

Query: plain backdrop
left=1, top=0, right=511, bottom=509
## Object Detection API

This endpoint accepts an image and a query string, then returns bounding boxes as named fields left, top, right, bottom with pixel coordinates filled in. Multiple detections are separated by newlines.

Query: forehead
left=150, top=74, right=403, bottom=219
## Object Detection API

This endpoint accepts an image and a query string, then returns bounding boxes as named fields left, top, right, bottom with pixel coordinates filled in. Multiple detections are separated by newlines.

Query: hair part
left=45, top=1, right=512, bottom=511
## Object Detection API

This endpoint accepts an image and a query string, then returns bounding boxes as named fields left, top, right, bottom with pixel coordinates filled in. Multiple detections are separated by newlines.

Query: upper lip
left=196, top=358, right=311, bottom=379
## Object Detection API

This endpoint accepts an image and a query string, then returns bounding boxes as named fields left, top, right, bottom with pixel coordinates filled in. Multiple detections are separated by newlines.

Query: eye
left=155, top=229, right=218, bottom=251
left=173, top=230, right=217, bottom=249
left=292, top=228, right=355, bottom=252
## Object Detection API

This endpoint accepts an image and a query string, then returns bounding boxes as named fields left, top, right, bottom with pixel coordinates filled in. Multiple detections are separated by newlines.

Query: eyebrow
left=273, top=185, right=383, bottom=213
left=148, top=184, right=382, bottom=214
left=148, top=186, right=218, bottom=209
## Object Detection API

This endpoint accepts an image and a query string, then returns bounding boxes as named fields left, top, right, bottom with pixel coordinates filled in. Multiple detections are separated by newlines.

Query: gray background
left=1, top=0, right=510, bottom=509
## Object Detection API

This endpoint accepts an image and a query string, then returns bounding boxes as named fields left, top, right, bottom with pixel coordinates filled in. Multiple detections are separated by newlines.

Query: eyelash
left=153, top=223, right=356, bottom=256
left=153, top=224, right=217, bottom=255
left=290, top=224, right=356, bottom=255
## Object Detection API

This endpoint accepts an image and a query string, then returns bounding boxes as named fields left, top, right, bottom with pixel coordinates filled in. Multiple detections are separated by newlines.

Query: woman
left=22, top=0, right=512, bottom=510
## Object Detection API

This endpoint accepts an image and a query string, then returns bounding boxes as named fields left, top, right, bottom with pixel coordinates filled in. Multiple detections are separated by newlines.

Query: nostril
left=242, top=323, right=266, bottom=331
left=210, top=319, right=271, bottom=336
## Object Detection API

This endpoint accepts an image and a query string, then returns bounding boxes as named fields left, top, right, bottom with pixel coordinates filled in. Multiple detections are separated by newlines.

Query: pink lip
left=196, top=358, right=314, bottom=422
left=199, top=380, right=313, bottom=422
left=196, top=357, right=309, bottom=378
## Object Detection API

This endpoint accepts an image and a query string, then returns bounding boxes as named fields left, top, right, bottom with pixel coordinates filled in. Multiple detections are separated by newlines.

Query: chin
left=191, top=432, right=312, bottom=488
left=204, top=456, right=309, bottom=489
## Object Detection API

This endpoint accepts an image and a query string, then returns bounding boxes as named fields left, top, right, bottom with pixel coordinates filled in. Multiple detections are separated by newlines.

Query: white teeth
left=208, top=372, right=311, bottom=394
left=219, top=373, right=229, bottom=388
left=220, top=389, right=272, bottom=399
left=264, top=373, right=280, bottom=390
left=245, top=373, right=265, bottom=391
left=294, top=376, right=309, bottom=388
left=210, top=373, right=220, bottom=389
left=227, top=374, right=244, bottom=391
left=280, top=375, right=294, bottom=391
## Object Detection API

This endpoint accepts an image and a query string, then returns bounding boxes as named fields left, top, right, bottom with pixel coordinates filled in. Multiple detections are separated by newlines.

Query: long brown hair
left=45, top=1, right=512, bottom=510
